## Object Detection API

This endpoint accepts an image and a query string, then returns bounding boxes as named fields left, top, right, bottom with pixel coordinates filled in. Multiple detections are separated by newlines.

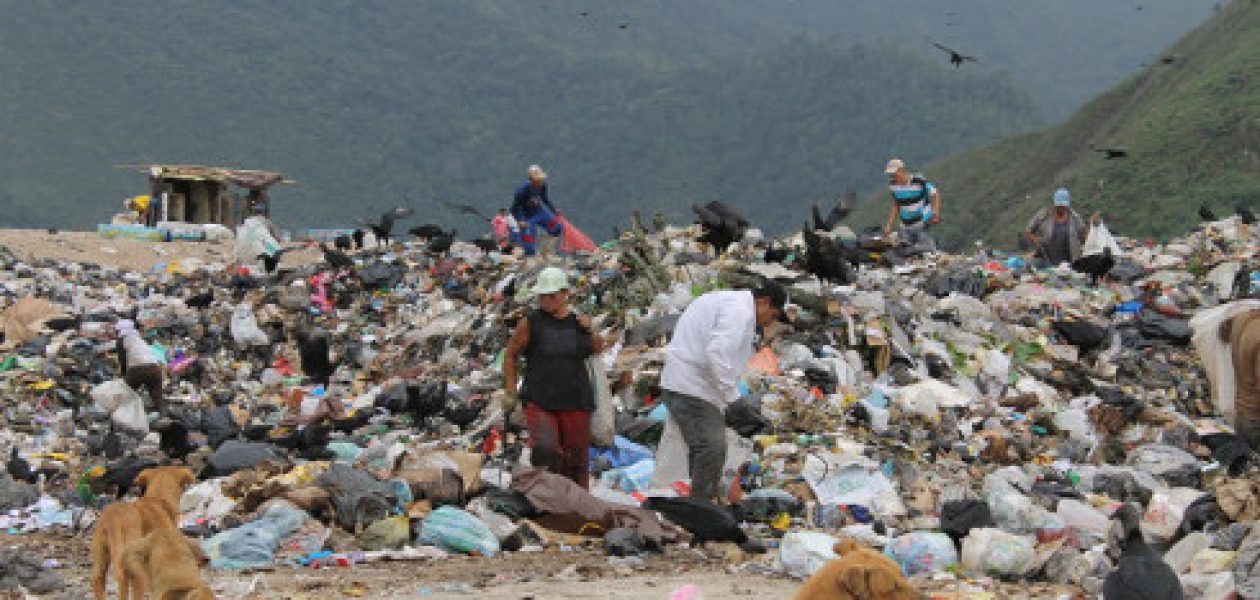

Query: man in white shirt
left=660, top=282, right=789, bottom=500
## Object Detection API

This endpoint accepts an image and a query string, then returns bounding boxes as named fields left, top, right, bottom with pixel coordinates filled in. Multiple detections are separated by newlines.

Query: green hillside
left=0, top=2, right=1211, bottom=234
left=854, top=0, right=1260, bottom=250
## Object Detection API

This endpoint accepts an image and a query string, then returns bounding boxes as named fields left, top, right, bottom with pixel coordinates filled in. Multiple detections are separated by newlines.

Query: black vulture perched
left=642, top=497, right=747, bottom=545
left=409, top=224, right=446, bottom=239
left=404, top=381, right=448, bottom=425
left=810, top=197, right=852, bottom=231
left=470, top=237, right=499, bottom=253
left=6, top=448, right=35, bottom=484
left=358, top=207, right=413, bottom=247
left=351, top=229, right=366, bottom=250
left=333, top=234, right=353, bottom=252
left=320, top=243, right=355, bottom=270
left=427, top=229, right=457, bottom=255
left=444, top=396, right=489, bottom=429
left=184, top=290, right=214, bottom=310
left=802, top=227, right=854, bottom=285
left=693, top=201, right=748, bottom=256
left=1237, top=205, right=1257, bottom=225
left=1071, top=247, right=1115, bottom=285
left=296, top=323, right=334, bottom=386
left=642, top=497, right=764, bottom=552
left=1199, top=203, right=1217, bottom=222
left=1103, top=503, right=1184, bottom=600
left=256, top=247, right=294, bottom=275
left=1052, top=319, right=1110, bottom=353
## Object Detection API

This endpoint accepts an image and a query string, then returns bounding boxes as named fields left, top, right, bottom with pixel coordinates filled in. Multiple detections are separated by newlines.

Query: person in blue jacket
left=511, top=165, right=565, bottom=256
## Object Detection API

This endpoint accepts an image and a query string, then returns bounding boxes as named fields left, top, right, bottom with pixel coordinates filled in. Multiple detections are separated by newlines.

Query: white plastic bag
left=1191, top=300, right=1260, bottom=421
left=961, top=528, right=1035, bottom=576
left=1082, top=222, right=1122, bottom=257
left=1144, top=488, right=1207, bottom=542
left=90, top=379, right=140, bottom=414
left=778, top=531, right=838, bottom=578
left=587, top=354, right=615, bottom=448
left=230, top=306, right=269, bottom=347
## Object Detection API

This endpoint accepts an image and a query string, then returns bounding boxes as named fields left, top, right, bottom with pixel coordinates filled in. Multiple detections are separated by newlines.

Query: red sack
left=559, top=218, right=597, bottom=254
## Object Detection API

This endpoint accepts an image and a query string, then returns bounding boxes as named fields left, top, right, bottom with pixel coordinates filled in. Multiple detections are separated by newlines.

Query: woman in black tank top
left=503, top=268, right=605, bottom=487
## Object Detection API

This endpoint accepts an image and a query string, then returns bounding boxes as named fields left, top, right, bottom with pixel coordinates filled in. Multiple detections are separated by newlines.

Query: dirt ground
left=0, top=229, right=323, bottom=274
left=6, top=532, right=802, bottom=599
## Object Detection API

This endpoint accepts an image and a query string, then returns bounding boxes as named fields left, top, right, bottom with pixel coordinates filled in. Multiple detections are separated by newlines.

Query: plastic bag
left=361, top=515, right=411, bottom=551
left=1055, top=499, right=1109, bottom=542
left=230, top=306, right=269, bottom=347
left=1191, top=300, right=1260, bottom=421
left=417, top=506, right=500, bottom=556
left=651, top=414, right=752, bottom=494
left=587, top=354, right=615, bottom=448
left=778, top=531, right=838, bottom=578
left=110, top=388, right=149, bottom=434
left=1082, top=222, right=1122, bottom=257
left=90, top=379, right=140, bottom=414
left=960, top=528, right=1035, bottom=576
left=590, top=436, right=654, bottom=470
left=558, top=217, right=597, bottom=254
left=884, top=532, right=958, bottom=576
left=600, top=459, right=656, bottom=493
left=204, top=503, right=308, bottom=570
left=747, top=347, right=780, bottom=376
left=1144, top=488, right=1208, bottom=542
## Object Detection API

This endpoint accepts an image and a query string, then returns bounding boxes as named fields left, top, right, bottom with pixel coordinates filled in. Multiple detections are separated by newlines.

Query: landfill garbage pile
left=0, top=210, right=1259, bottom=598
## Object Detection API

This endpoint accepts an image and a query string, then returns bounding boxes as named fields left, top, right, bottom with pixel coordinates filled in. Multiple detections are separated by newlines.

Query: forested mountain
left=852, top=0, right=1260, bottom=250
left=0, top=2, right=1211, bottom=234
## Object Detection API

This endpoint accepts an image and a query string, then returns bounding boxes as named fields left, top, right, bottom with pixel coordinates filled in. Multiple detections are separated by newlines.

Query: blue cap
left=1053, top=188, right=1071, bottom=207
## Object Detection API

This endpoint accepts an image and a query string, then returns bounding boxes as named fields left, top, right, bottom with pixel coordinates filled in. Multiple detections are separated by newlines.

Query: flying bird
left=1103, top=503, right=1184, bottom=600
left=618, top=23, right=629, bottom=29
left=930, top=41, right=978, bottom=67
left=439, top=200, right=491, bottom=221
left=811, top=197, right=853, bottom=231
left=1091, top=145, right=1129, bottom=159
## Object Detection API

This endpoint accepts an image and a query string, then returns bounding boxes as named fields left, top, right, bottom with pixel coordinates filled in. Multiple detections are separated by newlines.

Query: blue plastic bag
left=590, top=436, right=654, bottom=469
left=417, top=506, right=500, bottom=556
left=204, top=503, right=308, bottom=569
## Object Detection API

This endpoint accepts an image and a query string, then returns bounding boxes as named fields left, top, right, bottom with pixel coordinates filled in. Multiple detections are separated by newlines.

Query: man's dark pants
left=661, top=389, right=726, bottom=501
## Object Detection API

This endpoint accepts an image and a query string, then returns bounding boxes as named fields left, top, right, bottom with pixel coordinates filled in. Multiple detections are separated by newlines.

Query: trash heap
left=1, top=212, right=1259, bottom=598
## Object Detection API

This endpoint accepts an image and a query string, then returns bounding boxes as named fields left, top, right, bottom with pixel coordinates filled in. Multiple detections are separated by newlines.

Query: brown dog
left=121, top=527, right=214, bottom=600
left=793, top=538, right=921, bottom=600
left=90, top=466, right=196, bottom=600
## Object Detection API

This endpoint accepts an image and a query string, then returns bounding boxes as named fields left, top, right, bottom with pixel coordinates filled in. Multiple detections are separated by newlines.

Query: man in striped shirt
left=883, top=158, right=942, bottom=252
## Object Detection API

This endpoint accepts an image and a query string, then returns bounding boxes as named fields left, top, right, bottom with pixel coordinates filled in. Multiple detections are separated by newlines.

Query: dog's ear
left=832, top=538, right=861, bottom=555
left=178, top=467, right=196, bottom=488
left=133, top=468, right=155, bottom=491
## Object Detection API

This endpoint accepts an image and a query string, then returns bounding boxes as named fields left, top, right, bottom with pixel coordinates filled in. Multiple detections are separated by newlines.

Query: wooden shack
left=123, top=164, right=293, bottom=229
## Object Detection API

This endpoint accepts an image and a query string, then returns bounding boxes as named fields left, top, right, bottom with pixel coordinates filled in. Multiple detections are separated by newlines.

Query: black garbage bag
left=940, top=499, right=994, bottom=547
left=1052, top=320, right=1110, bottom=352
left=1136, top=311, right=1192, bottom=346
left=1108, top=259, right=1146, bottom=283
left=483, top=487, right=538, bottom=520
left=357, top=261, right=406, bottom=289
left=604, top=527, right=660, bottom=556
left=205, top=440, right=287, bottom=478
left=201, top=406, right=241, bottom=449
left=725, top=397, right=770, bottom=438
left=1201, top=432, right=1254, bottom=476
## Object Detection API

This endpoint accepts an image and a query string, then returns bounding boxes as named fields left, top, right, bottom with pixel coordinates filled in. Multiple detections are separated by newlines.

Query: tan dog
left=91, top=466, right=196, bottom=600
left=793, top=538, right=921, bottom=600
left=121, top=527, right=213, bottom=600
